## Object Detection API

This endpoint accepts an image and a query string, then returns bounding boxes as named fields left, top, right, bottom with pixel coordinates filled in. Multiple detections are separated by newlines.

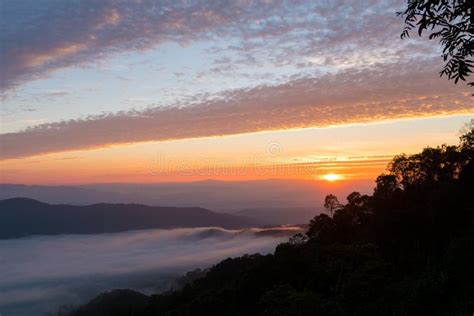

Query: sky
left=0, top=0, right=473, bottom=184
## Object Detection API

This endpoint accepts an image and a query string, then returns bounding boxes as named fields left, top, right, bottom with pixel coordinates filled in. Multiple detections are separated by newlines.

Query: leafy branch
left=399, top=0, right=473, bottom=86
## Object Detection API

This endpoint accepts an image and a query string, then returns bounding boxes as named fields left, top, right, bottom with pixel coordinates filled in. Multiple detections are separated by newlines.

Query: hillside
left=0, top=198, right=257, bottom=239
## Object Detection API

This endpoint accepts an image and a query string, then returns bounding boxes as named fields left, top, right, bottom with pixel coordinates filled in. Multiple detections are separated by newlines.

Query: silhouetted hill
left=0, top=198, right=257, bottom=239
left=72, top=289, right=148, bottom=316
left=0, top=184, right=142, bottom=205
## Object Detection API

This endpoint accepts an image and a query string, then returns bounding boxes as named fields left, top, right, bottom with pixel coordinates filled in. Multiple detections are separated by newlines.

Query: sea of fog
left=0, top=226, right=300, bottom=316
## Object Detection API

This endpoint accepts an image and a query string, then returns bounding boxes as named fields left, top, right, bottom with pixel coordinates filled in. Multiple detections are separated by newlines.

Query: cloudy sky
left=0, top=0, right=472, bottom=184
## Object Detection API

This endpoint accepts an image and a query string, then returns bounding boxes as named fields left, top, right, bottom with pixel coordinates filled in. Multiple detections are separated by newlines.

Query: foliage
left=399, top=0, right=474, bottom=85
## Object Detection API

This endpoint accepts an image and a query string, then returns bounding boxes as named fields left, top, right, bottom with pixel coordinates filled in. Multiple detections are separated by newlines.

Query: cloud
left=1, top=59, right=472, bottom=160
left=0, top=226, right=297, bottom=316
left=0, top=0, right=433, bottom=93
left=1, top=1, right=471, bottom=159
left=0, top=0, right=289, bottom=92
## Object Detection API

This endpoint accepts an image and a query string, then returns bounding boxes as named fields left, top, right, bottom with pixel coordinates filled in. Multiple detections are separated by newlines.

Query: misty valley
left=0, top=222, right=302, bottom=316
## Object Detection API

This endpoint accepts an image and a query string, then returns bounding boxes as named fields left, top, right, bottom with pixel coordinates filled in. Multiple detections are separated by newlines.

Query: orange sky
left=2, top=1, right=474, bottom=186
left=1, top=115, right=471, bottom=184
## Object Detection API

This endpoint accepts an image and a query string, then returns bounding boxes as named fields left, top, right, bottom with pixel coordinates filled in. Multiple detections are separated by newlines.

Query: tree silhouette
left=323, top=194, right=341, bottom=217
left=399, top=0, right=474, bottom=86
left=460, top=119, right=474, bottom=149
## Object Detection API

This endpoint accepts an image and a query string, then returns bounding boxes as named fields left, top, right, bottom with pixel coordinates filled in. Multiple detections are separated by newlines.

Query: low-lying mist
left=0, top=226, right=300, bottom=316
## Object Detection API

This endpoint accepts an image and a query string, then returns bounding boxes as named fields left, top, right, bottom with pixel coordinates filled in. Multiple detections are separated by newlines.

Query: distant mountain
left=0, top=179, right=374, bottom=211
left=0, top=198, right=257, bottom=239
left=0, top=184, right=142, bottom=205
left=84, top=180, right=374, bottom=210
left=233, top=207, right=319, bottom=226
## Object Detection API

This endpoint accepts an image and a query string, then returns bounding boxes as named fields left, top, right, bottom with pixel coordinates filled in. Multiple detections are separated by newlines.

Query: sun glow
left=323, top=173, right=341, bottom=182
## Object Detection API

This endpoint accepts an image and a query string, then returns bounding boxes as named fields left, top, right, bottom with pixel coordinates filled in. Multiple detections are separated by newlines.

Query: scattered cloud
left=0, top=0, right=284, bottom=91
left=1, top=59, right=472, bottom=160
left=1, top=0, right=432, bottom=93
left=1, top=0, right=471, bottom=160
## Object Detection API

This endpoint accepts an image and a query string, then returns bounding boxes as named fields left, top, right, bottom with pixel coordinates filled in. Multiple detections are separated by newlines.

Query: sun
left=322, top=173, right=341, bottom=182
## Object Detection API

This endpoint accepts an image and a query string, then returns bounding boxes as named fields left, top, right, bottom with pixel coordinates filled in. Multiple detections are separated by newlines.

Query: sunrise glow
left=322, top=174, right=342, bottom=182
left=0, top=1, right=472, bottom=186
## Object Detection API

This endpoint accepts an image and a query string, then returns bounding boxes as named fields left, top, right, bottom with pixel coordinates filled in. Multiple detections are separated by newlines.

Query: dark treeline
left=71, top=123, right=474, bottom=316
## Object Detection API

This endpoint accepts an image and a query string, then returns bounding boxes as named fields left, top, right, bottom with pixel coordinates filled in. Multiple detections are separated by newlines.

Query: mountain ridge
left=0, top=197, right=257, bottom=239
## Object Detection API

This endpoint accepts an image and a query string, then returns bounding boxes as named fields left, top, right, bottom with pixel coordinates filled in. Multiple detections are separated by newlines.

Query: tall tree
left=324, top=194, right=340, bottom=217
